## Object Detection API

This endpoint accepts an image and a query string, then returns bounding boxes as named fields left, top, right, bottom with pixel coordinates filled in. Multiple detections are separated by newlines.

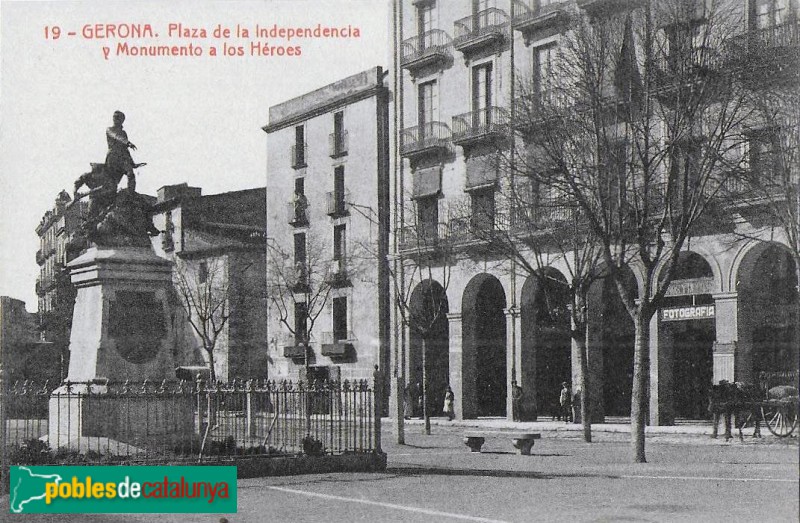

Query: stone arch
left=735, top=241, right=798, bottom=383
left=462, top=273, right=507, bottom=418
left=408, top=279, right=450, bottom=418
left=520, top=267, right=571, bottom=420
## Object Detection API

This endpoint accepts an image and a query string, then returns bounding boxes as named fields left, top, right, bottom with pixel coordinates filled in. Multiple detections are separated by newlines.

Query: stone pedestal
left=48, top=246, right=194, bottom=451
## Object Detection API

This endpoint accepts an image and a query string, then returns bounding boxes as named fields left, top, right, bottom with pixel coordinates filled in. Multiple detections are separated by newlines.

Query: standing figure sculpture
left=105, top=110, right=145, bottom=192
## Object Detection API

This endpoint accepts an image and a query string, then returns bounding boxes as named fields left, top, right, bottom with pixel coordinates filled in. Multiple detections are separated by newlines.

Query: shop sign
left=663, top=277, right=714, bottom=297
left=661, top=305, right=715, bottom=321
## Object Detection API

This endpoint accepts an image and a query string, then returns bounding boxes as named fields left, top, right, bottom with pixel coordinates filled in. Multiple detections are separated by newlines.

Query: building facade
left=0, top=296, right=60, bottom=384
left=263, top=67, right=391, bottom=391
left=392, top=0, right=799, bottom=423
left=150, top=184, right=269, bottom=382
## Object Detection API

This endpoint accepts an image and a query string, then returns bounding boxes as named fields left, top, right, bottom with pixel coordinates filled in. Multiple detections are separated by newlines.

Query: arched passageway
left=738, top=244, right=798, bottom=383
left=588, top=266, right=636, bottom=418
left=658, top=251, right=716, bottom=420
left=462, top=274, right=507, bottom=417
left=409, top=280, right=450, bottom=417
left=520, top=269, right=571, bottom=420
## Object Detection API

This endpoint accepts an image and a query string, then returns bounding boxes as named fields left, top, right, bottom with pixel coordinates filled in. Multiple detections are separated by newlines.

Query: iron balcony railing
left=400, top=29, right=452, bottom=71
left=451, top=106, right=509, bottom=146
left=327, top=257, right=351, bottom=287
left=326, top=190, right=350, bottom=217
left=291, top=143, right=308, bottom=169
left=729, top=20, right=800, bottom=56
left=448, top=213, right=509, bottom=245
left=399, top=122, right=451, bottom=158
left=287, top=199, right=310, bottom=227
left=329, top=131, right=349, bottom=158
left=511, top=0, right=570, bottom=33
left=453, top=8, right=508, bottom=52
left=397, top=222, right=449, bottom=253
left=511, top=200, right=579, bottom=232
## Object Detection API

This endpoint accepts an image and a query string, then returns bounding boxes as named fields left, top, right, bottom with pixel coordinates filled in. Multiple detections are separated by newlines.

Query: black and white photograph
left=0, top=1, right=798, bottom=521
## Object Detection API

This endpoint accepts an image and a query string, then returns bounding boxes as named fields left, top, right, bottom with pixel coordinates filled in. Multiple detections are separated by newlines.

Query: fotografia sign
left=660, top=305, right=716, bottom=322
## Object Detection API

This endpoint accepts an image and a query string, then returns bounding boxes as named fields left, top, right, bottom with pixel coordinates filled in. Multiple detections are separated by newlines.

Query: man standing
left=559, top=382, right=572, bottom=423
left=105, top=110, right=141, bottom=192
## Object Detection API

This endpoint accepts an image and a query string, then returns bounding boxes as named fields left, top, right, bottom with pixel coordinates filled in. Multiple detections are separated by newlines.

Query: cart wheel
left=762, top=404, right=798, bottom=437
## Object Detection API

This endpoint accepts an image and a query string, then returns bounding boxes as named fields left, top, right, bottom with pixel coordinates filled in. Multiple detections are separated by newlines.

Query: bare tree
left=173, top=256, right=245, bottom=384
left=450, top=158, right=604, bottom=442
left=514, top=0, right=754, bottom=462
left=392, top=198, right=455, bottom=436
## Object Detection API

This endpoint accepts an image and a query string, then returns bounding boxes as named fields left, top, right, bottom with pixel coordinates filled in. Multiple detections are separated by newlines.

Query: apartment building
left=393, top=0, right=799, bottom=423
left=263, top=67, right=391, bottom=392
left=150, top=184, right=268, bottom=382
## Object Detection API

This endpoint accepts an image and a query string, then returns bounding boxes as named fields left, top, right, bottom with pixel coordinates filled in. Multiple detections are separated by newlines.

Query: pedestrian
left=403, top=384, right=413, bottom=420
left=572, top=387, right=582, bottom=424
left=511, top=381, right=524, bottom=422
left=415, top=381, right=423, bottom=418
left=443, top=385, right=455, bottom=421
left=560, top=382, right=572, bottom=423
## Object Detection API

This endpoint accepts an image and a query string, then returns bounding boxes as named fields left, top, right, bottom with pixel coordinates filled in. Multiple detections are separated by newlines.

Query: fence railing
left=2, top=378, right=378, bottom=468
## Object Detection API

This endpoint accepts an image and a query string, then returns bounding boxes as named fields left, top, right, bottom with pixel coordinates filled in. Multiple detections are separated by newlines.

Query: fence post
left=0, top=362, right=7, bottom=490
left=195, top=374, right=204, bottom=437
left=246, top=379, right=255, bottom=437
left=373, top=365, right=382, bottom=455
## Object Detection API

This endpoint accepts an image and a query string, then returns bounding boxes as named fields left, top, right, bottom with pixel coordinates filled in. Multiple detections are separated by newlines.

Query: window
left=748, top=128, right=782, bottom=183
left=750, top=0, right=789, bottom=29
left=534, top=44, right=557, bottom=104
left=198, top=261, right=208, bottom=284
left=333, top=224, right=346, bottom=261
left=294, top=233, right=306, bottom=265
left=332, top=297, right=348, bottom=342
left=670, top=139, right=703, bottom=195
left=416, top=196, right=439, bottom=242
left=333, top=166, right=346, bottom=215
left=418, top=80, right=439, bottom=129
left=418, top=2, right=437, bottom=42
left=294, top=301, right=308, bottom=344
left=331, top=111, right=347, bottom=157
left=293, top=125, right=306, bottom=168
left=470, top=188, right=496, bottom=231
left=472, top=62, right=493, bottom=115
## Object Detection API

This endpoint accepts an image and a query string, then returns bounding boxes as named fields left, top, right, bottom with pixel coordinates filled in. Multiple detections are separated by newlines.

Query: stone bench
left=463, top=433, right=486, bottom=453
left=510, top=433, right=541, bottom=455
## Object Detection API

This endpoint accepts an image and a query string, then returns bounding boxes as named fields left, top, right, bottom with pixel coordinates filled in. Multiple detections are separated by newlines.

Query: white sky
left=0, top=0, right=390, bottom=311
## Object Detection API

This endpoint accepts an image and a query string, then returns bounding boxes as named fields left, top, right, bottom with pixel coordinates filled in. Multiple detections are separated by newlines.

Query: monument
left=48, top=112, right=194, bottom=451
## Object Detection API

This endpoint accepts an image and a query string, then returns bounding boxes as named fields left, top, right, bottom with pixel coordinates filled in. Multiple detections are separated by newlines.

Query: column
left=447, top=313, right=471, bottom=419
left=649, top=313, right=673, bottom=426
left=504, top=307, right=521, bottom=420
left=712, top=292, right=738, bottom=383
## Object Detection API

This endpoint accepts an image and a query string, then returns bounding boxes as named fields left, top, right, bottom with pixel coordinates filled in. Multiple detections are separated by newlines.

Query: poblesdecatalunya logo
left=9, top=465, right=237, bottom=514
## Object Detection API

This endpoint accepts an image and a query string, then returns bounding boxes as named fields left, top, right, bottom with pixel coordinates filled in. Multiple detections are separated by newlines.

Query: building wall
left=265, top=66, right=390, bottom=384
left=394, top=0, right=800, bottom=423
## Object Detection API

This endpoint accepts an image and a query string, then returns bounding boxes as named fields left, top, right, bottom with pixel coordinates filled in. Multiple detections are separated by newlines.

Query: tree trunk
left=630, top=311, right=650, bottom=463
left=394, top=375, right=405, bottom=444
left=575, top=334, right=592, bottom=443
left=422, top=336, right=430, bottom=435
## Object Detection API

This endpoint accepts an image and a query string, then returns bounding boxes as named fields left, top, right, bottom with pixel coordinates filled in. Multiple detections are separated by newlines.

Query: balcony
left=397, top=222, right=449, bottom=254
left=576, top=0, right=643, bottom=17
left=329, top=131, right=348, bottom=158
left=511, top=1, right=570, bottom=37
left=282, top=337, right=311, bottom=360
left=513, top=90, right=570, bottom=131
left=326, top=190, right=350, bottom=218
left=448, top=213, right=508, bottom=247
left=400, top=122, right=451, bottom=160
left=727, top=20, right=799, bottom=79
left=401, top=29, right=452, bottom=73
left=291, top=143, right=308, bottom=169
left=453, top=8, right=509, bottom=54
left=327, top=257, right=351, bottom=288
left=451, top=107, right=509, bottom=147
left=511, top=200, right=579, bottom=233
left=321, top=331, right=356, bottom=358
left=287, top=199, right=309, bottom=227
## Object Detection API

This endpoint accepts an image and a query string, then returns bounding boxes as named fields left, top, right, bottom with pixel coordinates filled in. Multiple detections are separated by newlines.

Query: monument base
left=47, top=383, right=195, bottom=453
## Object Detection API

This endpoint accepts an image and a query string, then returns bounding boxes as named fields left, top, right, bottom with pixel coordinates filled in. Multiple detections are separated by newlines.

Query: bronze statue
left=70, top=111, right=159, bottom=249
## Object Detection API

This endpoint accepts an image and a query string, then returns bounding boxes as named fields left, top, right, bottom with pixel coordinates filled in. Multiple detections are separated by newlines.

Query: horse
left=709, top=381, right=762, bottom=442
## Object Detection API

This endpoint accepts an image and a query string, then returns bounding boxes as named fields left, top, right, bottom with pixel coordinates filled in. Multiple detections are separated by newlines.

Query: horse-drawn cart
left=757, top=371, right=799, bottom=437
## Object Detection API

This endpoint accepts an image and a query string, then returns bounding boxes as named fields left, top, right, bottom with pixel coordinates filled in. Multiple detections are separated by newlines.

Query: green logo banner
left=9, top=465, right=237, bottom=514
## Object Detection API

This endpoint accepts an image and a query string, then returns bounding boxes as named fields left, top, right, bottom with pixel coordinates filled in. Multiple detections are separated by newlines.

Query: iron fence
left=1, top=378, right=378, bottom=468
